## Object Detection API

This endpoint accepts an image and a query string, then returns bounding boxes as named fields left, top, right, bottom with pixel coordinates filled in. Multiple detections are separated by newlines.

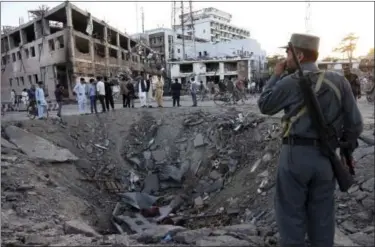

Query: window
left=1, top=56, right=6, bottom=65
left=48, top=39, right=55, bottom=51
left=56, top=36, right=64, bottom=48
left=177, top=48, right=180, bottom=53
left=203, top=29, right=206, bottom=33
left=34, top=74, right=38, bottom=83
left=9, top=78, right=13, bottom=87
left=204, top=51, right=208, bottom=56
left=28, top=75, right=32, bottom=84
left=24, top=48, right=29, bottom=58
left=16, top=77, right=20, bottom=86
left=17, top=51, right=22, bottom=60
left=30, top=47, right=36, bottom=57
left=20, top=76, right=25, bottom=85
left=12, top=53, right=16, bottom=62
left=198, top=52, right=202, bottom=57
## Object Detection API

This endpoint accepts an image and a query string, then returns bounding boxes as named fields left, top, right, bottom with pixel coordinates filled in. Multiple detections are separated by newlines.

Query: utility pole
left=180, top=0, right=185, bottom=60
left=189, top=0, right=196, bottom=59
left=135, top=1, right=139, bottom=33
left=141, top=7, right=145, bottom=33
left=305, top=0, right=311, bottom=33
left=171, top=1, right=177, bottom=60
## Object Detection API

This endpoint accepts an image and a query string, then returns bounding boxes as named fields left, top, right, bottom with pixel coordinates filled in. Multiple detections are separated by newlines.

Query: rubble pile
left=1, top=108, right=374, bottom=246
left=110, top=109, right=288, bottom=245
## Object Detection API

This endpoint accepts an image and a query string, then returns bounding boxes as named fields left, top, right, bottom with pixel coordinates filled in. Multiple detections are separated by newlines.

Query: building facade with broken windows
left=168, top=58, right=252, bottom=87
left=1, top=2, right=158, bottom=101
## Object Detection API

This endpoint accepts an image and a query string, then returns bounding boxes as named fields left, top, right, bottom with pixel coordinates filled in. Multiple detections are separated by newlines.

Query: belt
left=282, top=137, right=320, bottom=147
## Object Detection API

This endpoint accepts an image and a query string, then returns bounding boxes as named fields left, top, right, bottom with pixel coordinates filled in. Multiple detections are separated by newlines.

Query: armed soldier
left=258, top=33, right=363, bottom=247
left=343, top=64, right=361, bottom=101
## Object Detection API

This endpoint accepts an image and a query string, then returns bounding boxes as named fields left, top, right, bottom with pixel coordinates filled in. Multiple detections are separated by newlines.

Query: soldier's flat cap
left=280, top=33, right=320, bottom=52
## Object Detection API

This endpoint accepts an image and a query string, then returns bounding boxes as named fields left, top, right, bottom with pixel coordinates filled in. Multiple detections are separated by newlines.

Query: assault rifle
left=288, top=42, right=355, bottom=192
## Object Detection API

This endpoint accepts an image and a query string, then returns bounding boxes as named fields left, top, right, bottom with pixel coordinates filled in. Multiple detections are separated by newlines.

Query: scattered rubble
left=1, top=108, right=374, bottom=246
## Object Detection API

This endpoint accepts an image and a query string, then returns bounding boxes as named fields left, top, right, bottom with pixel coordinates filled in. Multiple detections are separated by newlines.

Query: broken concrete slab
left=194, top=196, right=204, bottom=208
left=174, top=228, right=212, bottom=244
left=136, top=225, right=186, bottom=244
left=159, top=165, right=183, bottom=182
left=117, top=213, right=154, bottom=234
left=152, top=150, right=167, bottom=162
left=361, top=177, right=374, bottom=192
left=4, top=126, right=78, bottom=163
left=142, top=174, right=160, bottom=194
left=64, top=220, right=100, bottom=237
left=334, top=226, right=358, bottom=246
left=194, top=134, right=205, bottom=148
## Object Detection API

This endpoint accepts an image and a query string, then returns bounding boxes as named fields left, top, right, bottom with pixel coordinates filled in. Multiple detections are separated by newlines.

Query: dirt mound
left=1, top=108, right=374, bottom=246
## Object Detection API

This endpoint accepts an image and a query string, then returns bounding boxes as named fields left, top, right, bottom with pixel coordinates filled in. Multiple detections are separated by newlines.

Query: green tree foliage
left=333, top=33, right=359, bottom=66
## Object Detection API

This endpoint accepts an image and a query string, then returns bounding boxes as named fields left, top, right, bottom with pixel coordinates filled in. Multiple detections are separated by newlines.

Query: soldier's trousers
left=275, top=145, right=336, bottom=247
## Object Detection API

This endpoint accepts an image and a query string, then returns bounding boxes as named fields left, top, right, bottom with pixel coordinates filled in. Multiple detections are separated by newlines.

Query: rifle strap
left=282, top=71, right=326, bottom=138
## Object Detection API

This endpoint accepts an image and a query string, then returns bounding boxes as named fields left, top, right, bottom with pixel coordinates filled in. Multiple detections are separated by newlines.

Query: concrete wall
left=1, top=29, right=69, bottom=101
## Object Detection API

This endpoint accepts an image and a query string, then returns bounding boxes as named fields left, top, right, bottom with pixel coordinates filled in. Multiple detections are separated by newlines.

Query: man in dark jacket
left=104, top=76, right=115, bottom=111
left=54, top=83, right=64, bottom=117
left=126, top=78, right=135, bottom=108
left=171, top=78, right=182, bottom=107
left=343, top=65, right=361, bottom=100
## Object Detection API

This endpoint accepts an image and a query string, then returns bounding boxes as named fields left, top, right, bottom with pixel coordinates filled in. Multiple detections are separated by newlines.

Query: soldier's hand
left=274, top=60, right=287, bottom=77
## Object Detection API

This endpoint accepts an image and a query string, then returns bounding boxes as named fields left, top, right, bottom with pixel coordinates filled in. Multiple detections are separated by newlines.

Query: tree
left=333, top=33, right=359, bottom=68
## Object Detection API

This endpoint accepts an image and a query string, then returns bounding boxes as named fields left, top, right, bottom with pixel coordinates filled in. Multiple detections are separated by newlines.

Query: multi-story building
left=131, top=28, right=209, bottom=78
left=1, top=2, right=158, bottom=101
left=168, top=58, right=253, bottom=87
left=173, top=39, right=267, bottom=79
left=131, top=28, right=209, bottom=62
left=174, top=7, right=250, bottom=43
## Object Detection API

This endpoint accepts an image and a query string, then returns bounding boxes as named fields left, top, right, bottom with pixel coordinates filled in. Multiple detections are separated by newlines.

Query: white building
left=174, top=39, right=267, bottom=77
left=168, top=58, right=253, bottom=87
left=131, top=28, right=209, bottom=61
left=175, top=7, right=250, bottom=43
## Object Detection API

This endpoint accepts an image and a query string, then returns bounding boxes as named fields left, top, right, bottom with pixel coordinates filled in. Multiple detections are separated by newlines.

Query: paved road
left=1, top=96, right=373, bottom=125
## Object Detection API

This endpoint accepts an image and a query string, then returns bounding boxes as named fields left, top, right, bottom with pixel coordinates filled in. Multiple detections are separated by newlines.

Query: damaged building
left=168, top=58, right=251, bottom=87
left=1, top=2, right=159, bottom=101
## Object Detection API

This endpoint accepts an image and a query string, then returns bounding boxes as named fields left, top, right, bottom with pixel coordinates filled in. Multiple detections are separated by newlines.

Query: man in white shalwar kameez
left=35, top=81, right=47, bottom=119
left=74, top=78, right=87, bottom=115
left=138, top=72, right=151, bottom=108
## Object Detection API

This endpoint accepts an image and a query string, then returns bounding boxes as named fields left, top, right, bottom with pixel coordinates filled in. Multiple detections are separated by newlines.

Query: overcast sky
left=1, top=1, right=374, bottom=58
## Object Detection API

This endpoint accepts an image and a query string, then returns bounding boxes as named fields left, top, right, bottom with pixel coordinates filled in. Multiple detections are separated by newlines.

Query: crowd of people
left=4, top=67, right=371, bottom=120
